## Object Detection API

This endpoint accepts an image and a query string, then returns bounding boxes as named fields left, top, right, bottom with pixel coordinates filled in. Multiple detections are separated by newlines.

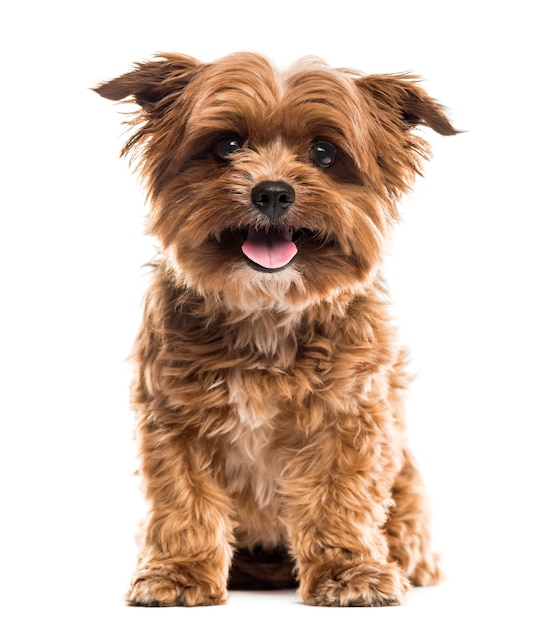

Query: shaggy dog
left=95, top=52, right=456, bottom=607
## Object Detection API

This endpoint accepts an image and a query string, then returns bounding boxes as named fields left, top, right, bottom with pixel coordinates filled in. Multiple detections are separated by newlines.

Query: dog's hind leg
left=385, top=448, right=442, bottom=586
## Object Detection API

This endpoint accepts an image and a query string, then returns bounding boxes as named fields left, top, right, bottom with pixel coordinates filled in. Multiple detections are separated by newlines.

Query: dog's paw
left=301, top=561, right=410, bottom=607
left=408, top=555, right=443, bottom=587
left=127, top=563, right=227, bottom=607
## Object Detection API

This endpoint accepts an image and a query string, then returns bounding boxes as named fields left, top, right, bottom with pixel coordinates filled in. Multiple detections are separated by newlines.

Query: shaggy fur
left=95, top=52, right=457, bottom=607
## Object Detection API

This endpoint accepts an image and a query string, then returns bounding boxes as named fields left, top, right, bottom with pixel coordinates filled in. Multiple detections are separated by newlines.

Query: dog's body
left=96, top=52, right=456, bottom=607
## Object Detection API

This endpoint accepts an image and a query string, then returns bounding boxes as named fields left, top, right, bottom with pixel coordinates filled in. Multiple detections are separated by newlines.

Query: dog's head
left=95, top=53, right=456, bottom=311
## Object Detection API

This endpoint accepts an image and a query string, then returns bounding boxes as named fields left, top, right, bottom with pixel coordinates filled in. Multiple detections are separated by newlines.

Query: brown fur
left=95, top=52, right=457, bottom=607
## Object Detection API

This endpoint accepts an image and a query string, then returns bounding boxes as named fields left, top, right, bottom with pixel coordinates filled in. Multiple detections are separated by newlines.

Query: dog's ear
left=357, top=74, right=458, bottom=136
left=93, top=54, right=202, bottom=110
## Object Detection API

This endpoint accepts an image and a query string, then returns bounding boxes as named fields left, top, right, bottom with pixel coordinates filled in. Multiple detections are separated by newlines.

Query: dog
left=95, top=52, right=457, bottom=607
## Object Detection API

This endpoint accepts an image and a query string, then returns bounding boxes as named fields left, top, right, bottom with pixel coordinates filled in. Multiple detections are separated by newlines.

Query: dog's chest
left=223, top=369, right=283, bottom=508
left=228, top=367, right=281, bottom=428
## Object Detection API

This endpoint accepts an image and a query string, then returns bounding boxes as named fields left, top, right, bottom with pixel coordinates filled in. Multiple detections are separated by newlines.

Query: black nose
left=251, top=181, right=295, bottom=220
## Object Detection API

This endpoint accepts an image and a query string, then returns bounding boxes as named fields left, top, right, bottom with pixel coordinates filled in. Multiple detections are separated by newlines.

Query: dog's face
left=96, top=53, right=456, bottom=311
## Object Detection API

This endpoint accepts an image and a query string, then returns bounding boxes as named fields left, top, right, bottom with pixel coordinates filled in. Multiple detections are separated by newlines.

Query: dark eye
left=310, top=141, right=337, bottom=168
left=215, top=136, right=243, bottom=160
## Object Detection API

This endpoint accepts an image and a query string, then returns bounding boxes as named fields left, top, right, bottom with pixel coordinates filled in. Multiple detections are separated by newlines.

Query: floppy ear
left=93, top=53, right=201, bottom=110
left=357, top=74, right=458, bottom=136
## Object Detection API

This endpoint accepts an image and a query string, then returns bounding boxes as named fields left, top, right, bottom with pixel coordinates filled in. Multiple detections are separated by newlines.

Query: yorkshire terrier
left=95, top=52, right=457, bottom=607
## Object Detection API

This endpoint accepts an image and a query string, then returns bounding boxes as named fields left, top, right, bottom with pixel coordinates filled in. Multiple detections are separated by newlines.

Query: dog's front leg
left=282, top=420, right=410, bottom=607
left=127, top=425, right=234, bottom=606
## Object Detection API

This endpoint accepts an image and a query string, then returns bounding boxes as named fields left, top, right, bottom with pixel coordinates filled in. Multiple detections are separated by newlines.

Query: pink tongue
left=242, top=228, right=298, bottom=269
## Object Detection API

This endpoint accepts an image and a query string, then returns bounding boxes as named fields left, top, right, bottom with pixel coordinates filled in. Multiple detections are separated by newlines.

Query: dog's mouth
left=215, top=227, right=334, bottom=273
left=240, top=226, right=300, bottom=273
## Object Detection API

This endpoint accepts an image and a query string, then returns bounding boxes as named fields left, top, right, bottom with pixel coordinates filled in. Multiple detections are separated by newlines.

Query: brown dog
left=95, top=52, right=456, bottom=607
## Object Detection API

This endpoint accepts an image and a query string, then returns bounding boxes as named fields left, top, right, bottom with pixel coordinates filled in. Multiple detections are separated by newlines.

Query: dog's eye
left=215, top=136, right=243, bottom=160
left=310, top=141, right=337, bottom=168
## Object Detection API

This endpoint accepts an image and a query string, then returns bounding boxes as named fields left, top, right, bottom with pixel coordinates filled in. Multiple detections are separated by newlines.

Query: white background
left=1, top=1, right=537, bottom=624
